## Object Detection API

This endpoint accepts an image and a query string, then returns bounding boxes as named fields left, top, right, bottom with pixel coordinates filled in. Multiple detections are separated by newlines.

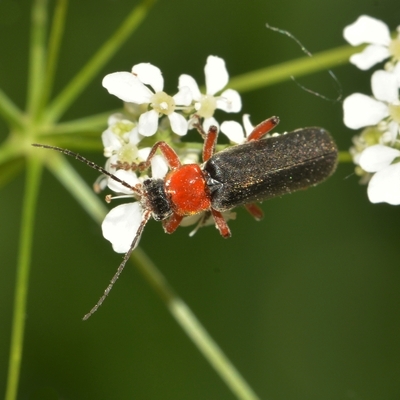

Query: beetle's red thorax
left=165, top=164, right=211, bottom=216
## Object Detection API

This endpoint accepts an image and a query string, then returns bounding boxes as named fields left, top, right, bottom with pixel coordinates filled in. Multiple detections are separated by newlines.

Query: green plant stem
left=339, top=151, right=352, bottom=163
left=40, top=0, right=69, bottom=108
left=0, top=89, right=24, bottom=130
left=27, top=0, right=48, bottom=121
left=0, top=157, right=25, bottom=189
left=45, top=154, right=260, bottom=400
left=227, top=44, right=363, bottom=93
left=134, top=247, right=261, bottom=400
left=0, top=136, right=26, bottom=166
left=40, top=111, right=111, bottom=136
left=5, top=156, right=43, bottom=400
left=44, top=0, right=157, bottom=124
left=45, top=137, right=104, bottom=151
left=169, top=299, right=260, bottom=400
left=46, top=152, right=106, bottom=223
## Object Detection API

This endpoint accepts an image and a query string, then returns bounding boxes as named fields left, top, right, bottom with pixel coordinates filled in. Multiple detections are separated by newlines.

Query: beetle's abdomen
left=203, top=127, right=338, bottom=212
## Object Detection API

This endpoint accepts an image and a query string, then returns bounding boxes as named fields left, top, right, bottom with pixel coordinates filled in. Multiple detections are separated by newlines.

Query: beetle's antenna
left=32, top=144, right=141, bottom=195
left=82, top=209, right=152, bottom=320
left=265, top=23, right=342, bottom=102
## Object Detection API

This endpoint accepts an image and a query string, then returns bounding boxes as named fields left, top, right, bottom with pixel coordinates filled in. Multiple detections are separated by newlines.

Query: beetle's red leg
left=193, top=117, right=219, bottom=162
left=246, top=116, right=280, bottom=142
left=244, top=203, right=264, bottom=221
left=139, top=141, right=182, bottom=171
left=163, top=213, right=184, bottom=234
left=211, top=209, right=231, bottom=238
left=202, top=126, right=218, bottom=162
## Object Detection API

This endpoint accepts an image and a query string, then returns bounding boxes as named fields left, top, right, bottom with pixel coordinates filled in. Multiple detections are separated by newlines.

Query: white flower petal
left=102, top=129, right=122, bottom=155
left=392, top=63, right=400, bottom=86
left=203, top=117, right=219, bottom=133
left=367, top=163, right=400, bottom=205
left=180, top=211, right=236, bottom=236
left=151, top=154, right=169, bottom=179
left=359, top=144, right=400, bottom=172
left=138, top=147, right=151, bottom=161
left=380, top=132, right=391, bottom=145
left=173, top=86, right=192, bottom=106
left=220, top=120, right=245, bottom=144
left=388, top=121, right=399, bottom=143
left=138, top=110, right=159, bottom=136
left=371, top=70, right=399, bottom=103
left=102, top=202, right=143, bottom=253
left=127, top=127, right=141, bottom=145
left=216, top=89, right=242, bottom=113
left=343, top=15, right=391, bottom=46
left=178, top=74, right=201, bottom=100
left=180, top=214, right=202, bottom=227
left=181, top=151, right=199, bottom=165
left=106, top=155, right=118, bottom=174
left=205, top=56, right=229, bottom=95
left=102, top=72, right=153, bottom=104
left=349, top=45, right=390, bottom=70
left=168, top=112, right=188, bottom=136
left=242, top=114, right=254, bottom=136
left=107, top=113, right=125, bottom=126
left=343, top=93, right=389, bottom=129
left=380, top=129, right=396, bottom=145
left=108, top=169, right=140, bottom=194
left=132, top=63, right=164, bottom=93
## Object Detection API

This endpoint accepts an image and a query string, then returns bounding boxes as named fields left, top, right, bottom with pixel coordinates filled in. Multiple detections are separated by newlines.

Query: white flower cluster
left=98, top=55, right=251, bottom=252
left=343, top=15, right=400, bottom=205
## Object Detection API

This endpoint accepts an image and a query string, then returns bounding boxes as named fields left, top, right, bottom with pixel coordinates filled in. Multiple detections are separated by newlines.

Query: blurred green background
left=1, top=0, right=400, bottom=399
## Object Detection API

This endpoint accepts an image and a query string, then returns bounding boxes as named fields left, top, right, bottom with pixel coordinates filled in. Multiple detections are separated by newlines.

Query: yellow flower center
left=150, top=91, right=175, bottom=115
left=111, top=121, right=136, bottom=139
left=195, top=95, right=217, bottom=119
left=389, top=37, right=400, bottom=62
left=117, top=144, right=139, bottom=164
left=389, top=104, right=400, bottom=124
left=360, top=127, right=383, bottom=146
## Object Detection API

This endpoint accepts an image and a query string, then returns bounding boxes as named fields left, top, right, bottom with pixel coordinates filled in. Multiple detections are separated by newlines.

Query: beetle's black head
left=142, top=179, right=173, bottom=221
